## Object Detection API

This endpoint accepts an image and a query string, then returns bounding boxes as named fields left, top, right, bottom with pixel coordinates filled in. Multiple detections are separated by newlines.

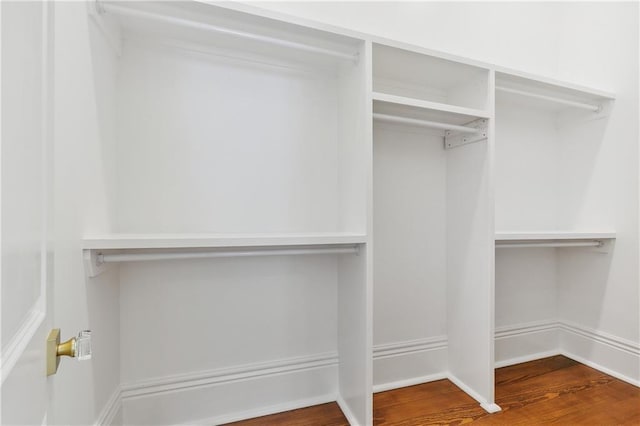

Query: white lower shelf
left=83, top=233, right=367, bottom=278
left=495, top=231, right=616, bottom=249
left=82, top=232, right=367, bottom=250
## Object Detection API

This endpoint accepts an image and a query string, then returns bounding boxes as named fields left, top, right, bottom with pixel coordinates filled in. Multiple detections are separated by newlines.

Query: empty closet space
left=493, top=72, right=617, bottom=366
left=86, top=2, right=371, bottom=425
left=104, top=2, right=367, bottom=235
left=371, top=43, right=497, bottom=409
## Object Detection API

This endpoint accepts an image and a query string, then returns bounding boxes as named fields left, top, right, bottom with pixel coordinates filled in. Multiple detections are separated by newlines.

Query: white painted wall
left=373, top=125, right=447, bottom=345
left=372, top=124, right=448, bottom=385
left=115, top=41, right=342, bottom=234
left=52, top=2, right=121, bottom=424
left=120, top=256, right=338, bottom=383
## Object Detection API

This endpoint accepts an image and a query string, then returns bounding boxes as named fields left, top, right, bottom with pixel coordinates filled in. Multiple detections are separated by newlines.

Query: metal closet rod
left=373, top=113, right=480, bottom=134
left=495, top=86, right=601, bottom=112
left=98, top=2, right=358, bottom=62
left=97, top=246, right=359, bottom=264
left=496, top=241, right=602, bottom=249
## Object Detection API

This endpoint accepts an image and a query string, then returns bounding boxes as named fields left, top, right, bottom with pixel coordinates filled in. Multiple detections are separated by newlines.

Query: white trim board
left=120, top=352, right=338, bottom=399
left=373, top=373, right=448, bottom=394
left=494, top=319, right=639, bottom=386
left=371, top=320, right=639, bottom=396
left=559, top=321, right=639, bottom=357
left=118, top=352, right=339, bottom=425
left=94, top=387, right=122, bottom=426
left=336, top=395, right=361, bottom=426
left=373, top=335, right=447, bottom=360
left=0, top=302, right=45, bottom=384
left=447, top=373, right=501, bottom=413
left=194, top=394, right=337, bottom=426
left=559, top=321, right=640, bottom=387
left=372, top=336, right=448, bottom=393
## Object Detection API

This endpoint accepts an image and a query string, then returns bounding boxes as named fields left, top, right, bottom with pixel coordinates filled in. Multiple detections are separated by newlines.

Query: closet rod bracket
left=84, top=249, right=107, bottom=278
left=444, top=118, right=488, bottom=149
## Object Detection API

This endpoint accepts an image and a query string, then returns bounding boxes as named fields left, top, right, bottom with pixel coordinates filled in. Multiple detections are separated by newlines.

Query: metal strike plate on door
left=47, top=329, right=92, bottom=376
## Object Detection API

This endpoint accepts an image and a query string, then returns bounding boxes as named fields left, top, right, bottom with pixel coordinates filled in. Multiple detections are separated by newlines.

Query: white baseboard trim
left=446, top=373, right=501, bottom=413
left=559, top=320, right=640, bottom=357
left=560, top=350, right=640, bottom=387
left=199, top=394, right=337, bottom=426
left=559, top=320, right=640, bottom=387
left=1, top=304, right=45, bottom=384
left=495, top=319, right=558, bottom=339
left=373, top=372, right=448, bottom=393
left=94, top=387, right=122, bottom=426
left=121, top=351, right=338, bottom=399
left=373, top=336, right=447, bottom=359
left=120, top=352, right=339, bottom=425
left=111, top=321, right=638, bottom=424
left=494, top=350, right=561, bottom=368
left=372, top=336, right=447, bottom=392
left=336, top=395, right=360, bottom=426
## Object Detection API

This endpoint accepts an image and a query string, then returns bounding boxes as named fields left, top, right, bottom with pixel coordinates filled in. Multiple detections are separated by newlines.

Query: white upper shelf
left=97, top=1, right=361, bottom=66
left=82, top=232, right=367, bottom=250
left=495, top=71, right=615, bottom=112
left=372, top=92, right=490, bottom=136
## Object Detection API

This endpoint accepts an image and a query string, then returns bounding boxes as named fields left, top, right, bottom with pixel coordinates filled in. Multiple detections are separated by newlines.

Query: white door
left=1, top=1, right=54, bottom=424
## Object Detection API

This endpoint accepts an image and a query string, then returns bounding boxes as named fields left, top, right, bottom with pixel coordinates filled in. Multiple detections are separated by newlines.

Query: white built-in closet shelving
left=85, top=1, right=619, bottom=424
left=88, top=2, right=371, bottom=424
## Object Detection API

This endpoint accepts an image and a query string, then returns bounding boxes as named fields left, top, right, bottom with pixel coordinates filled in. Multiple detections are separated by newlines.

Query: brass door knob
left=47, top=329, right=92, bottom=376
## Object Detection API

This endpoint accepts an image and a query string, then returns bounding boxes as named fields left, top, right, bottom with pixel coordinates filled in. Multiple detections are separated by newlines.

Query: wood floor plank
left=225, top=356, right=640, bottom=425
left=223, top=402, right=348, bottom=426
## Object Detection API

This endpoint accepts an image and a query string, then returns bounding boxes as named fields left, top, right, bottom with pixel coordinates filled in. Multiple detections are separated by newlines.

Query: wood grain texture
left=225, top=356, right=640, bottom=425
left=223, top=402, right=349, bottom=426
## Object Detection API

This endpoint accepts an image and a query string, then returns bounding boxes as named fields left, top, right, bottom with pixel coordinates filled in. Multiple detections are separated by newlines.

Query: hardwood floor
left=224, top=402, right=348, bottom=426
left=224, top=356, right=640, bottom=425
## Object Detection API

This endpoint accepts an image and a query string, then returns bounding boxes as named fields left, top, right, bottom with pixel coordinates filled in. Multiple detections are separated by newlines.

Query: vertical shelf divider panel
left=446, top=121, right=498, bottom=412
left=336, top=40, right=373, bottom=426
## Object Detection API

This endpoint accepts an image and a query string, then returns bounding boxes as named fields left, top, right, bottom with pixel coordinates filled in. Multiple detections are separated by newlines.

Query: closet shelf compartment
left=83, top=233, right=366, bottom=277
left=373, top=92, right=491, bottom=120
left=373, top=92, right=490, bottom=147
left=495, top=231, right=616, bottom=249
left=495, top=70, right=615, bottom=113
left=95, top=0, right=361, bottom=68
